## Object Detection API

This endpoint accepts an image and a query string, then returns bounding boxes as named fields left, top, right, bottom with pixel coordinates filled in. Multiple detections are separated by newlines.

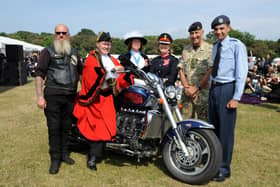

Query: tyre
left=162, top=129, right=222, bottom=185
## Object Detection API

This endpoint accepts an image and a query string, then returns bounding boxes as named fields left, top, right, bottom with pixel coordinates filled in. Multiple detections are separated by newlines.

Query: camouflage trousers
left=180, top=90, right=209, bottom=121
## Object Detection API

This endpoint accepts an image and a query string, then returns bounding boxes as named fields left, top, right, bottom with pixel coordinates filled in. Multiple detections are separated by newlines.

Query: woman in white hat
left=118, top=31, right=149, bottom=72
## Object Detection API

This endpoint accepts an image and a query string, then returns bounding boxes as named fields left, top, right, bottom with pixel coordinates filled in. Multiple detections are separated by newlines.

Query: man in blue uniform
left=209, top=15, right=248, bottom=182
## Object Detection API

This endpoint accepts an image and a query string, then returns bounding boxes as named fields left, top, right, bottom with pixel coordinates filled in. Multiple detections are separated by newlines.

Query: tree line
left=1, top=28, right=279, bottom=59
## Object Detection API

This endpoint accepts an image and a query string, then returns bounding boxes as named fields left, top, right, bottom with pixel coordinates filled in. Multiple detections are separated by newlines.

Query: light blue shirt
left=211, top=36, right=248, bottom=101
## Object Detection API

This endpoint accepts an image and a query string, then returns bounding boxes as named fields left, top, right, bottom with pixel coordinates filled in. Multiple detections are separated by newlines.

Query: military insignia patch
left=191, top=59, right=198, bottom=69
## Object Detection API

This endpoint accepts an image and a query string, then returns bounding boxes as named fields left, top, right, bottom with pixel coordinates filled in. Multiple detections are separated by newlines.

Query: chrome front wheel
left=162, top=129, right=222, bottom=185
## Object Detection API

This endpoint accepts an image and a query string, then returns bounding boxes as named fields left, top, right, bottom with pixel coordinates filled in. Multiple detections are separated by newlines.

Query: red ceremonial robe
left=73, top=50, right=130, bottom=141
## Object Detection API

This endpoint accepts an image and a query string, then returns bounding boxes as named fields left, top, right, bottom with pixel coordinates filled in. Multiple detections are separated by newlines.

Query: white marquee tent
left=0, top=36, right=44, bottom=55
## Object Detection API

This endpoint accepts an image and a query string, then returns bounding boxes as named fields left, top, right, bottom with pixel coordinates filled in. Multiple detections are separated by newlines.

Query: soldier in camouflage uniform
left=177, top=22, right=213, bottom=121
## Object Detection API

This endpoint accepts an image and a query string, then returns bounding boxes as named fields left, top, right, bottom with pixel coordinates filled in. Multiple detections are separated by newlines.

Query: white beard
left=53, top=39, right=71, bottom=56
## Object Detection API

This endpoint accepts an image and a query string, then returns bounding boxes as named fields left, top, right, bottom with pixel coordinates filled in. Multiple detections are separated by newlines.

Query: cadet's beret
left=96, top=31, right=112, bottom=42
left=158, top=33, right=173, bottom=44
left=188, top=22, right=203, bottom=32
left=211, top=15, right=230, bottom=29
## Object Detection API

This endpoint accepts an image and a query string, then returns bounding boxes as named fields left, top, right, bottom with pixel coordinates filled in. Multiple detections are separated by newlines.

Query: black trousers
left=208, top=82, right=236, bottom=175
left=44, top=94, right=75, bottom=160
left=88, top=141, right=105, bottom=159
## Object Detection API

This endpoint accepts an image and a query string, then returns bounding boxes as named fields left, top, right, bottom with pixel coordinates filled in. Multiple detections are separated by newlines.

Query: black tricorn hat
left=96, top=31, right=112, bottom=42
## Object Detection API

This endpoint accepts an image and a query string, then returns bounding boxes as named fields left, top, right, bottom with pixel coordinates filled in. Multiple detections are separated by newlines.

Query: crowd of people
left=33, top=14, right=278, bottom=183
left=245, top=54, right=280, bottom=102
left=25, top=55, right=38, bottom=77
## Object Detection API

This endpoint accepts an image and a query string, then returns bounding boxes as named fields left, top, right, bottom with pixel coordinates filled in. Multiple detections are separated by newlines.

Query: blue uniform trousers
left=208, top=82, right=236, bottom=175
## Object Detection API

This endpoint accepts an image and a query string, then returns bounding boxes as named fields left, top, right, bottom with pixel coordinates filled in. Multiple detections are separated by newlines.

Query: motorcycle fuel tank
left=117, top=86, right=150, bottom=107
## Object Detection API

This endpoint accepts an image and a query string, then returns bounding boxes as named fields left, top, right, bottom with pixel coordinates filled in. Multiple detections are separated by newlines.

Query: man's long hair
left=53, top=39, right=71, bottom=56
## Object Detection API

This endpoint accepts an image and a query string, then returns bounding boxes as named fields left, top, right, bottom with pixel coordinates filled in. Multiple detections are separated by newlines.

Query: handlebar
left=114, top=56, right=155, bottom=86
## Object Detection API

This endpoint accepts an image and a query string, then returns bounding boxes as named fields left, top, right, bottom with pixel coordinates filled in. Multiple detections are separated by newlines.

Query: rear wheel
left=162, top=129, right=222, bottom=185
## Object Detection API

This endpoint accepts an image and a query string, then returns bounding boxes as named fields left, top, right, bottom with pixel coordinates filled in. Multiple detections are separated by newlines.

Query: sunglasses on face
left=55, top=32, right=67, bottom=35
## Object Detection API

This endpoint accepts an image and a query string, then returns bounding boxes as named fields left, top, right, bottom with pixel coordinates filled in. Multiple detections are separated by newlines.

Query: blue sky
left=1, top=0, right=279, bottom=40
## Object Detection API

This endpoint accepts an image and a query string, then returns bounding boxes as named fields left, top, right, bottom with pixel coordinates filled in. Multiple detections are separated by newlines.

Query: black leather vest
left=45, top=46, right=79, bottom=92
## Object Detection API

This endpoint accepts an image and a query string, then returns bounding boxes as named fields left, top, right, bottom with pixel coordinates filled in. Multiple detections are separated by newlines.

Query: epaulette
left=229, top=38, right=239, bottom=42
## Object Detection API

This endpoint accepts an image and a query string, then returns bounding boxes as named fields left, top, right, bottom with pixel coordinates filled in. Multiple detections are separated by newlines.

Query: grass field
left=0, top=79, right=279, bottom=187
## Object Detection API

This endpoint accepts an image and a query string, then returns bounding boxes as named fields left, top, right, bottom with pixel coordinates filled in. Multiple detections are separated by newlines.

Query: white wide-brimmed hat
left=124, top=31, right=147, bottom=45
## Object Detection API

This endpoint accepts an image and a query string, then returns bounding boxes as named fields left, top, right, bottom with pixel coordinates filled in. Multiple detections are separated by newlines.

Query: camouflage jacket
left=178, top=41, right=213, bottom=86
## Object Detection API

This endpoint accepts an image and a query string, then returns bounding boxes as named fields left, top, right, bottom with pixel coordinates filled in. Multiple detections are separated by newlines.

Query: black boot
left=62, top=154, right=75, bottom=165
left=87, top=155, right=97, bottom=171
left=49, top=160, right=61, bottom=174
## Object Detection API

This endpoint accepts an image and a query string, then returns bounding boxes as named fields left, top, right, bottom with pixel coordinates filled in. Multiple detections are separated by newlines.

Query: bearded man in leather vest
left=35, top=24, right=83, bottom=174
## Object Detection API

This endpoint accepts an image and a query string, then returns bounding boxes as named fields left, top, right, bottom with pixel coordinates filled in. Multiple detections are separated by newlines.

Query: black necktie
left=212, top=42, right=222, bottom=78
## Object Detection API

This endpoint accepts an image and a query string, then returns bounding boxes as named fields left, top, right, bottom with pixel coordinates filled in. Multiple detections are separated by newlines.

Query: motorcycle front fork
left=165, top=106, right=189, bottom=157
left=174, top=106, right=183, bottom=121
left=170, top=105, right=193, bottom=157
left=157, top=85, right=190, bottom=157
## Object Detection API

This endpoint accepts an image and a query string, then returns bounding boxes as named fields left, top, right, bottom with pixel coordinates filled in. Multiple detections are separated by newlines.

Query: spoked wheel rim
left=168, top=130, right=211, bottom=176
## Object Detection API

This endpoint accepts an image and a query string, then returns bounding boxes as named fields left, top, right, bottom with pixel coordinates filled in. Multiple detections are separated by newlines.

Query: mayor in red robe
left=73, top=32, right=132, bottom=171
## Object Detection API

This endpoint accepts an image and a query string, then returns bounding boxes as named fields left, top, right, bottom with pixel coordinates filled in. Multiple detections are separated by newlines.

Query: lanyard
left=130, top=50, right=141, bottom=65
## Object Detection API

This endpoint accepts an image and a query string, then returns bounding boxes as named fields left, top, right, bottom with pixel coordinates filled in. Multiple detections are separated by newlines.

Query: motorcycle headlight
left=164, top=86, right=176, bottom=99
left=176, top=85, right=183, bottom=100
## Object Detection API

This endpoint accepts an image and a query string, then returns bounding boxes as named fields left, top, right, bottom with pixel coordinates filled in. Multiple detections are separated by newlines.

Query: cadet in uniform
left=178, top=22, right=213, bottom=121
left=149, top=33, right=178, bottom=86
left=209, top=15, right=248, bottom=182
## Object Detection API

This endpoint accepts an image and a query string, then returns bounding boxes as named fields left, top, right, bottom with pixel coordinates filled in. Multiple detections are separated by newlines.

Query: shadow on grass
left=0, top=85, right=14, bottom=94
left=70, top=144, right=169, bottom=173
left=69, top=141, right=210, bottom=185
left=0, top=79, right=33, bottom=94
left=103, top=150, right=173, bottom=178
left=103, top=150, right=161, bottom=167
left=257, top=102, right=280, bottom=111
left=103, top=151, right=210, bottom=185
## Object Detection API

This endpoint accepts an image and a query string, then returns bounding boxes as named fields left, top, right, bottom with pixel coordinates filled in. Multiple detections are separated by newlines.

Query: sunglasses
left=55, top=32, right=67, bottom=35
